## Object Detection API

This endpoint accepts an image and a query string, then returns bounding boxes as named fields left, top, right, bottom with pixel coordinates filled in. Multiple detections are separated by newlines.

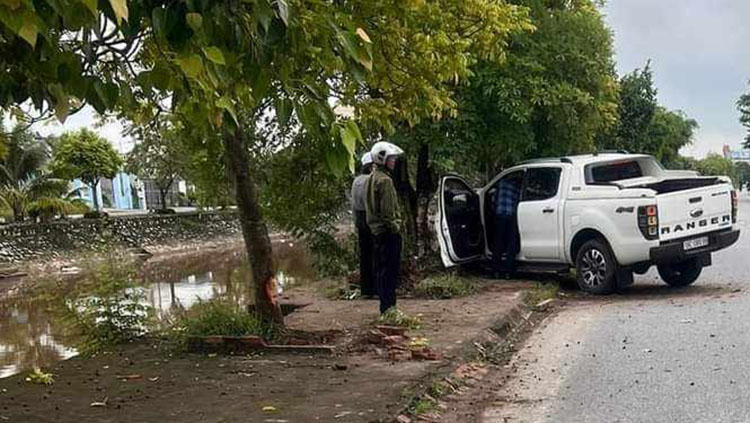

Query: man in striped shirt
left=492, top=171, right=523, bottom=277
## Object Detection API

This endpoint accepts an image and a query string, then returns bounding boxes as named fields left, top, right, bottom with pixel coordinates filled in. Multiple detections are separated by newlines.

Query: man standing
left=492, top=171, right=523, bottom=278
left=366, top=141, right=404, bottom=314
left=351, top=152, right=375, bottom=298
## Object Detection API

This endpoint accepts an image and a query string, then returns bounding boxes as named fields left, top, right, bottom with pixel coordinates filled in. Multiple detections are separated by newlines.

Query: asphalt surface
left=483, top=194, right=750, bottom=423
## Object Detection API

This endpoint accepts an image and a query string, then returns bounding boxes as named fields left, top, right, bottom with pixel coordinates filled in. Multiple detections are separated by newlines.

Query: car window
left=522, top=168, right=561, bottom=201
left=588, top=160, right=643, bottom=183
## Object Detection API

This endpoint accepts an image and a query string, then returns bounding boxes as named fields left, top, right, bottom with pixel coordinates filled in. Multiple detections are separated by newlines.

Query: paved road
left=484, top=194, right=750, bottom=423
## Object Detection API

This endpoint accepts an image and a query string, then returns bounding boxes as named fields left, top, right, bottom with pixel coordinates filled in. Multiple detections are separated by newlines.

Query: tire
left=657, top=259, right=702, bottom=287
left=575, top=239, right=617, bottom=295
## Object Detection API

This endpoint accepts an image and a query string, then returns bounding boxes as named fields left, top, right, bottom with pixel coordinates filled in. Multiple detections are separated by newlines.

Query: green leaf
left=176, top=55, right=203, bottom=79
left=202, top=46, right=226, bottom=65
left=338, top=31, right=372, bottom=71
left=275, top=97, right=293, bottom=127
left=108, top=0, right=128, bottom=23
left=216, top=97, right=238, bottom=124
left=186, top=12, right=202, bottom=31
left=79, top=0, right=97, bottom=15
left=18, top=13, right=37, bottom=47
left=256, top=0, right=273, bottom=31
left=150, top=64, right=171, bottom=90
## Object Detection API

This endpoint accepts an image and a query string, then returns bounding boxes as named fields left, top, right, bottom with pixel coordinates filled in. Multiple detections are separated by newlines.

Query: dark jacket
left=365, top=169, right=400, bottom=236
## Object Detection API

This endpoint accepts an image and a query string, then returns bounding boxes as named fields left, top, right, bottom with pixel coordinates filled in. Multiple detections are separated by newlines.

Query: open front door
left=435, top=175, right=485, bottom=267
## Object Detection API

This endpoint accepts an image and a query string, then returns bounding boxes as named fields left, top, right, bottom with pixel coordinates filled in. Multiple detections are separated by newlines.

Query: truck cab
left=436, top=153, right=741, bottom=294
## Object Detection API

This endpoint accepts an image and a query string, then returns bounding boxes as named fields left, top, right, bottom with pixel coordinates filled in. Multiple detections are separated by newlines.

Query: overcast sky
left=604, top=0, right=750, bottom=158
left=30, top=1, right=750, bottom=158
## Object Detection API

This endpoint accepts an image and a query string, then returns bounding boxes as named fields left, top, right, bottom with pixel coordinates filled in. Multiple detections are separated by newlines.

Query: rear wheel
left=657, top=259, right=702, bottom=287
left=575, top=239, right=617, bottom=295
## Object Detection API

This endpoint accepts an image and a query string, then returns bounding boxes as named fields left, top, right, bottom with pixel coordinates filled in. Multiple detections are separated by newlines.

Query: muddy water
left=0, top=241, right=315, bottom=378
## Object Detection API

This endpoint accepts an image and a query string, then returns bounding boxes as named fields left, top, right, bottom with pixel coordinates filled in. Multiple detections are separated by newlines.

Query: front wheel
left=575, top=239, right=617, bottom=295
left=657, top=259, right=702, bottom=287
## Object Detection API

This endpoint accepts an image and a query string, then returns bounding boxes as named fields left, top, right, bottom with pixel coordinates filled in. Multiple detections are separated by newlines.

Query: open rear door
left=435, top=175, right=485, bottom=267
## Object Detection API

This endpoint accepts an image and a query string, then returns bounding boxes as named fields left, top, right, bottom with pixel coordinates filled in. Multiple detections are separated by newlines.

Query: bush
left=414, top=273, right=478, bottom=299
left=167, top=300, right=276, bottom=348
left=62, top=257, right=152, bottom=355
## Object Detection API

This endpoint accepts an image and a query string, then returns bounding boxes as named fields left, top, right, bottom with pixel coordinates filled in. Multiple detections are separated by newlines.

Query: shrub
left=25, top=368, right=54, bottom=385
left=61, top=256, right=152, bottom=355
left=414, top=273, right=478, bottom=299
left=167, top=299, right=276, bottom=348
left=378, top=307, right=422, bottom=329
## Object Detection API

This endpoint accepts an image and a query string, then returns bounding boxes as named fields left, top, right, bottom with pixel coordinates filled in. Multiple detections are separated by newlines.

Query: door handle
left=542, top=208, right=554, bottom=214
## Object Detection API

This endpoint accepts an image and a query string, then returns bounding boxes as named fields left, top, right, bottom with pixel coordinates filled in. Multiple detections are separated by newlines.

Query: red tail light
left=638, top=205, right=659, bottom=240
left=732, top=190, right=738, bottom=224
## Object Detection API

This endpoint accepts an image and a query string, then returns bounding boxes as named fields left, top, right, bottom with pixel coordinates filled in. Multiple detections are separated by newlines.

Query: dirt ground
left=0, top=280, right=532, bottom=423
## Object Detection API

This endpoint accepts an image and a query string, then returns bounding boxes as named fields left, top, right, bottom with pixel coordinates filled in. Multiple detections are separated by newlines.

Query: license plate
left=683, top=236, right=709, bottom=251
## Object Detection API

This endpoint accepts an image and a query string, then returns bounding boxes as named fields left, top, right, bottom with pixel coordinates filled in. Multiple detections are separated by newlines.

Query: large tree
left=51, top=129, right=123, bottom=212
left=598, top=63, right=698, bottom=164
left=126, top=121, right=187, bottom=210
left=1, top=0, right=532, bottom=325
left=739, top=83, right=750, bottom=148
left=0, top=124, right=70, bottom=222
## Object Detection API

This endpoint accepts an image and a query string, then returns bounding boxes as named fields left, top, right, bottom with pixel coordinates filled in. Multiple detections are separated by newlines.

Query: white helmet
left=361, top=152, right=373, bottom=166
left=370, top=141, right=404, bottom=165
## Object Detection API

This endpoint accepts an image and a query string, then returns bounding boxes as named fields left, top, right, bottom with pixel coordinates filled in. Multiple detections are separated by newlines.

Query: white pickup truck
left=435, top=152, right=740, bottom=294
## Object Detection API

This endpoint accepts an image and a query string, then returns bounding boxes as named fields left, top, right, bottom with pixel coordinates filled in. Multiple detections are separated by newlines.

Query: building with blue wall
left=73, top=172, right=146, bottom=211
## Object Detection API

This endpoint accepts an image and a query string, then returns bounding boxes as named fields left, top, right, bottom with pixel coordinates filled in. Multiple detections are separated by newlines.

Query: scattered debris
left=396, top=415, right=412, bottom=423
left=90, top=397, right=108, bottom=407
left=534, top=298, right=556, bottom=311
left=334, top=411, right=353, bottom=418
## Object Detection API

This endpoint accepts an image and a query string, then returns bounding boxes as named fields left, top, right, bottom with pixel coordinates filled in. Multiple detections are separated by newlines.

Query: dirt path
left=0, top=281, right=532, bottom=423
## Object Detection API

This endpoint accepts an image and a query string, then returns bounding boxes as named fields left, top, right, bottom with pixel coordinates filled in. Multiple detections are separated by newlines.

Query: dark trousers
left=374, top=231, right=402, bottom=313
left=355, top=211, right=375, bottom=296
left=492, top=215, right=520, bottom=273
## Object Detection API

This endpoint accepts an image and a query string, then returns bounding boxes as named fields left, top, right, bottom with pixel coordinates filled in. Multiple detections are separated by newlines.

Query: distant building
left=73, top=173, right=146, bottom=211
left=142, top=179, right=184, bottom=210
left=723, top=145, right=750, bottom=162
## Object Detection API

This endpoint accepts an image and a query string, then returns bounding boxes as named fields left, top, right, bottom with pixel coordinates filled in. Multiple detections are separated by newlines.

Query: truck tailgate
left=657, top=183, right=733, bottom=242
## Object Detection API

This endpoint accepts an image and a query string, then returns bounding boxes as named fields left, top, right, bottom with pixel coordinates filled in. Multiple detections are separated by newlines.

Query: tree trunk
left=159, top=188, right=168, bottom=210
left=90, top=180, right=100, bottom=211
left=415, top=142, right=437, bottom=257
left=223, top=124, right=284, bottom=326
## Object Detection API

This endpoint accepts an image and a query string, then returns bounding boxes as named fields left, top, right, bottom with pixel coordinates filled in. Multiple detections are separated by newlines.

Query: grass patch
left=25, top=368, right=54, bottom=385
left=319, top=278, right=360, bottom=300
left=167, top=299, right=277, bottom=349
left=378, top=307, right=422, bottom=329
left=414, top=273, right=478, bottom=299
left=523, top=282, right=559, bottom=307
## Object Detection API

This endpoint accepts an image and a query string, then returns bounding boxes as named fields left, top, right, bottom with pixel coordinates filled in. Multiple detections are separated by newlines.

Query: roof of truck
left=564, top=153, right=650, bottom=166
left=517, top=153, right=653, bottom=168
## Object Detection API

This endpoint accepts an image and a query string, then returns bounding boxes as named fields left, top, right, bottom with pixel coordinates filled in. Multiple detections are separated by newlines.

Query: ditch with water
left=0, top=241, right=316, bottom=378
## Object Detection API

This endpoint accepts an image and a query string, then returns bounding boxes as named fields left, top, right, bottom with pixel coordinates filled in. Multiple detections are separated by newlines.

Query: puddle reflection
left=0, top=242, right=314, bottom=378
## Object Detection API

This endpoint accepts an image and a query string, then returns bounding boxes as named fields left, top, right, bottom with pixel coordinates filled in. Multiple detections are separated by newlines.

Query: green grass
left=167, top=299, right=277, bottom=348
left=320, top=278, right=361, bottom=301
left=26, top=368, right=54, bottom=385
left=523, top=282, right=559, bottom=307
left=414, top=273, right=478, bottom=299
left=377, top=307, right=422, bottom=329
